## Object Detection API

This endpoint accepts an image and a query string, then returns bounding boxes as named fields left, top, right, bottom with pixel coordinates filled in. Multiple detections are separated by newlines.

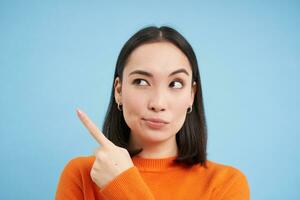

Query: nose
left=148, top=88, right=167, bottom=112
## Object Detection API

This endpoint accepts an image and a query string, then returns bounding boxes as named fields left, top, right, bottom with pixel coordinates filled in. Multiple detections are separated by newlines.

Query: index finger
left=76, top=108, right=114, bottom=148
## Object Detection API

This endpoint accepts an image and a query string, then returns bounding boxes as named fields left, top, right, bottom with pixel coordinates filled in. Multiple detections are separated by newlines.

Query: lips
left=142, top=118, right=169, bottom=129
left=143, top=118, right=169, bottom=124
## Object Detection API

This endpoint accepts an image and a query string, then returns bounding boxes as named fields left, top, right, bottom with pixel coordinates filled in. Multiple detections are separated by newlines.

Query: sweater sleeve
left=100, top=166, right=156, bottom=200
left=55, top=158, right=84, bottom=200
left=213, top=168, right=250, bottom=200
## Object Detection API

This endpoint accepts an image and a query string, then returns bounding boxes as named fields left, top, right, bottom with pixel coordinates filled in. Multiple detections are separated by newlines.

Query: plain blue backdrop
left=1, top=0, right=299, bottom=199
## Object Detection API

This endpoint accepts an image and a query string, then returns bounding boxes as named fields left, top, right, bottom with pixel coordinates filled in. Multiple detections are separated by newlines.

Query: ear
left=190, top=81, right=197, bottom=106
left=114, top=77, right=122, bottom=103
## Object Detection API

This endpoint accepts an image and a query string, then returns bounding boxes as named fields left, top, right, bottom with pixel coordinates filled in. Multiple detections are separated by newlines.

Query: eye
left=132, top=78, right=184, bottom=88
left=132, top=79, right=149, bottom=86
left=170, top=80, right=184, bottom=89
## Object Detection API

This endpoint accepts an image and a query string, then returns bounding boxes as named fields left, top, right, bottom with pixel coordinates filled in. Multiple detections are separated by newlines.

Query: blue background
left=1, top=1, right=299, bottom=199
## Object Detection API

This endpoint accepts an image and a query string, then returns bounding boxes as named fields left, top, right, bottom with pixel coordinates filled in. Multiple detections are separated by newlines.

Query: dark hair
left=102, top=26, right=207, bottom=167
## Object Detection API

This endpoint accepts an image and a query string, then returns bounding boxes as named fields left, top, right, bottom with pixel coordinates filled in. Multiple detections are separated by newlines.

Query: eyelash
left=132, top=78, right=184, bottom=89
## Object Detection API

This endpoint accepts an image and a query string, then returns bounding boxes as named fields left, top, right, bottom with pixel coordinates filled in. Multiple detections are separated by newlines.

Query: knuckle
left=93, top=147, right=101, bottom=155
left=95, top=151, right=108, bottom=161
left=119, top=147, right=129, bottom=154
left=95, top=149, right=104, bottom=158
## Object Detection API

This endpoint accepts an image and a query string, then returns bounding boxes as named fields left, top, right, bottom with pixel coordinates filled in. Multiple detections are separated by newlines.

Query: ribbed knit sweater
left=55, top=155, right=250, bottom=200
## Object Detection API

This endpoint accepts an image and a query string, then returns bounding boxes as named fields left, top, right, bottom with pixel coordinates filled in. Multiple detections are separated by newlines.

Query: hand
left=76, top=108, right=134, bottom=189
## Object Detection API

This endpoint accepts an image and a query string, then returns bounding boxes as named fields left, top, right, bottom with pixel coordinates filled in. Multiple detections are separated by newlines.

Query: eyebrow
left=128, top=68, right=189, bottom=77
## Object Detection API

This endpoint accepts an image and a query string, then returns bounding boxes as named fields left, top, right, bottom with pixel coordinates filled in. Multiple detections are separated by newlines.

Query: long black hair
left=102, top=26, right=207, bottom=167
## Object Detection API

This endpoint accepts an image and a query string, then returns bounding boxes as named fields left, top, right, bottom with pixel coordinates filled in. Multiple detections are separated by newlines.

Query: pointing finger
left=76, top=108, right=114, bottom=148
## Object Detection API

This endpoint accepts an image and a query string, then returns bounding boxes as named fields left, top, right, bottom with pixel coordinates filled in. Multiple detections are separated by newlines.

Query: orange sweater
left=55, top=156, right=250, bottom=200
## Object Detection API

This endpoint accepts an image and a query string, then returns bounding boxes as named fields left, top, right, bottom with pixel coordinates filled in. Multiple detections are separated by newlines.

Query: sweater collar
left=132, top=156, right=182, bottom=172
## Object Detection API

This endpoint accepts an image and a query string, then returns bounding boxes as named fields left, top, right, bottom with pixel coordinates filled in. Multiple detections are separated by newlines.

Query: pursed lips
left=142, top=118, right=169, bottom=124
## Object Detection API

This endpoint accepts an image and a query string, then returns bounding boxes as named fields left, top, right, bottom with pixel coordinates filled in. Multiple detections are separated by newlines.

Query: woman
left=55, top=26, right=250, bottom=199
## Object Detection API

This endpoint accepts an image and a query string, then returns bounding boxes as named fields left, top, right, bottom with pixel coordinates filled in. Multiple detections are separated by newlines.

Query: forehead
left=124, top=42, right=192, bottom=76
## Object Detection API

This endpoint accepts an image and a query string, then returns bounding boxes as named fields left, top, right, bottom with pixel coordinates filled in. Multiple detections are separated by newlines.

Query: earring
left=117, top=102, right=123, bottom=111
left=187, top=106, right=192, bottom=114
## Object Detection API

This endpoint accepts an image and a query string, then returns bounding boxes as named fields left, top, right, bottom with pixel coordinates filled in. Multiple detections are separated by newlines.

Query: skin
left=114, top=41, right=196, bottom=158
left=76, top=109, right=134, bottom=189
left=77, top=41, right=197, bottom=189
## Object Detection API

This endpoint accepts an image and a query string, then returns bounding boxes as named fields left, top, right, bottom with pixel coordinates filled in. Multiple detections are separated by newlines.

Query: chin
left=141, top=130, right=175, bottom=143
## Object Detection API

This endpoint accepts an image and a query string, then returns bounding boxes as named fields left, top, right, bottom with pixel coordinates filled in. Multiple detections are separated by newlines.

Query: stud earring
left=187, top=106, right=192, bottom=114
left=117, top=102, right=123, bottom=111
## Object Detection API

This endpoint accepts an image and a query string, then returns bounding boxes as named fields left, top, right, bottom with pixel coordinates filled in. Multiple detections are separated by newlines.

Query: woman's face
left=114, top=41, right=196, bottom=153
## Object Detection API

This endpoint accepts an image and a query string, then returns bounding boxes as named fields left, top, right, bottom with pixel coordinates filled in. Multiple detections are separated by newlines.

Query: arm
left=56, top=110, right=156, bottom=199
left=100, top=166, right=156, bottom=200
left=76, top=109, right=156, bottom=199
left=55, top=158, right=156, bottom=200
left=55, top=159, right=84, bottom=200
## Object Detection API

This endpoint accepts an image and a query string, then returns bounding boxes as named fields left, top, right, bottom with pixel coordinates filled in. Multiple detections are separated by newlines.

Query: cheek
left=169, top=93, right=191, bottom=130
left=121, top=89, right=145, bottom=128
left=171, top=92, right=190, bottom=114
left=173, top=104, right=187, bottom=121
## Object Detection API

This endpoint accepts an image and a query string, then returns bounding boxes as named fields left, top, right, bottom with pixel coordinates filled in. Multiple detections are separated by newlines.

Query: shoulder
left=56, top=156, right=97, bottom=198
left=204, top=160, right=249, bottom=184
left=205, top=160, right=247, bottom=176
left=203, top=160, right=250, bottom=199
left=61, top=155, right=96, bottom=175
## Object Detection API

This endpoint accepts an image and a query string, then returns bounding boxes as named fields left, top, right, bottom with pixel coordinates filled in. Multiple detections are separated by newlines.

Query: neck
left=128, top=135, right=178, bottom=159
